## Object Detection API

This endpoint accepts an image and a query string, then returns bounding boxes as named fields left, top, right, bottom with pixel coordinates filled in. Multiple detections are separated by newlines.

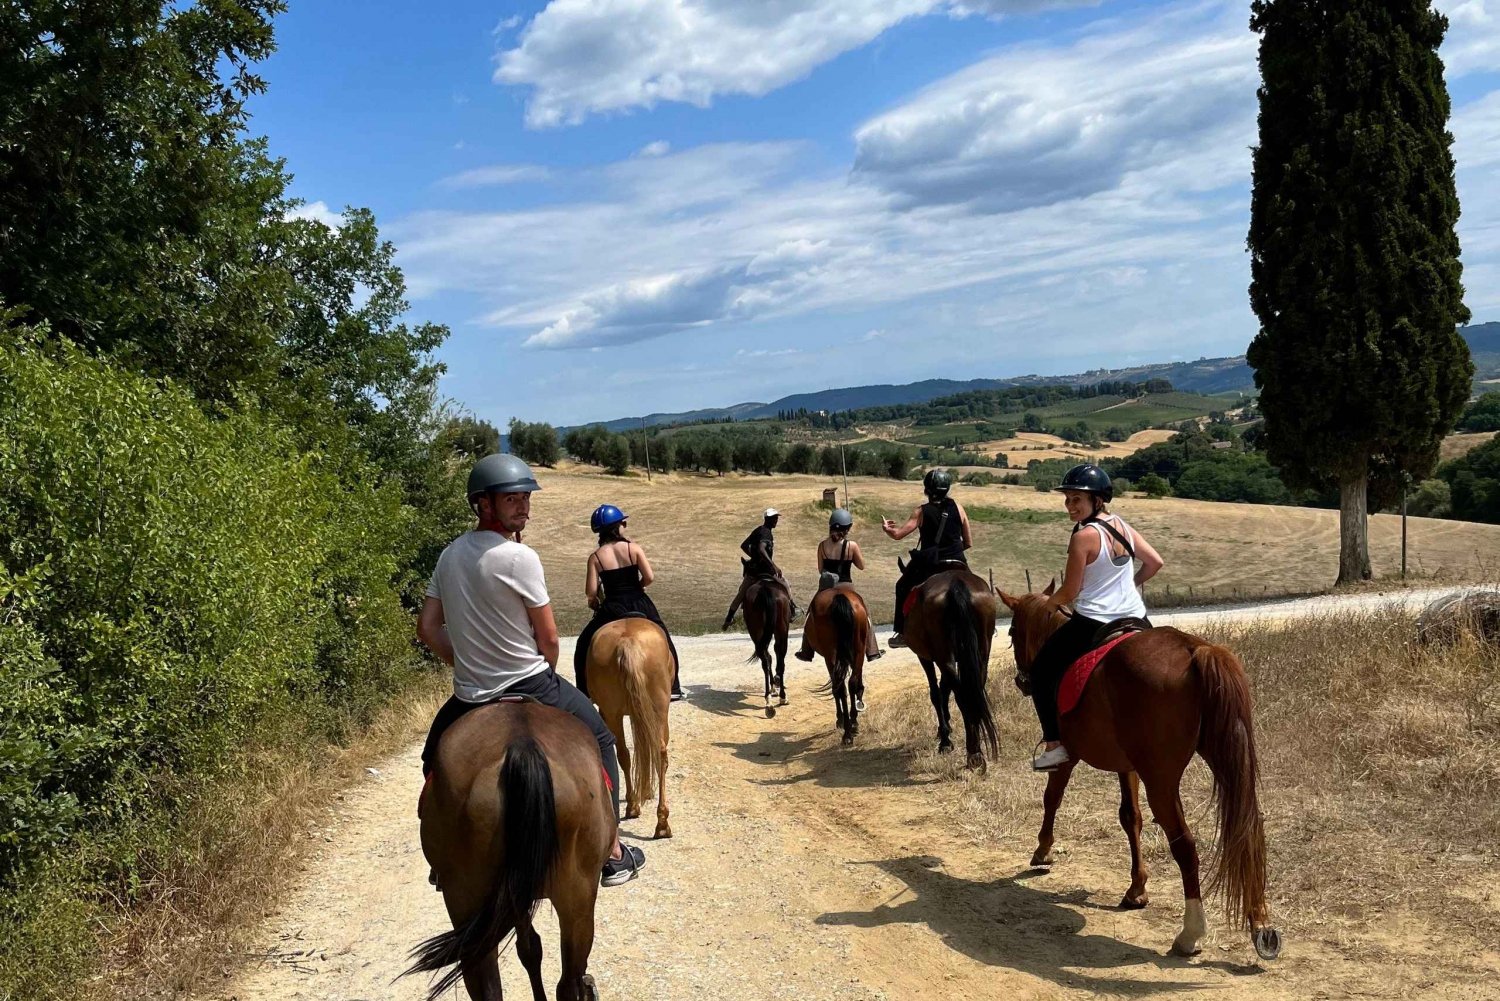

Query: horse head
left=996, top=584, right=1070, bottom=694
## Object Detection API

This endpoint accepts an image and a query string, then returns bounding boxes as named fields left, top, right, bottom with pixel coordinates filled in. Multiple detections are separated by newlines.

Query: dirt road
left=206, top=588, right=1499, bottom=1001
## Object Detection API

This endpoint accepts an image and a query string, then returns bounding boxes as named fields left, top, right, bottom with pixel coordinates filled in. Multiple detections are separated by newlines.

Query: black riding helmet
left=1056, top=463, right=1113, bottom=503
left=923, top=468, right=953, bottom=499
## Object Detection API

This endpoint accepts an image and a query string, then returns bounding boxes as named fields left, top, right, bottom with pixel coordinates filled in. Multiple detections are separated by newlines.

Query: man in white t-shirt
left=416, top=453, right=645, bottom=887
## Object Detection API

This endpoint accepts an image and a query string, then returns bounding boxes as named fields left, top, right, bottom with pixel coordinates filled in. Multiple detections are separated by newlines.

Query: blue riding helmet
left=590, top=504, right=627, bottom=533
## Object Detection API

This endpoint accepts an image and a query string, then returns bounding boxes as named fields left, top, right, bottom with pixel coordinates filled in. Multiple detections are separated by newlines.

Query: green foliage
left=781, top=442, right=817, bottom=475
left=437, top=415, right=501, bottom=458
left=0, top=332, right=419, bottom=990
left=600, top=434, right=632, bottom=475
left=1138, top=473, right=1172, bottom=498
left=965, top=505, right=1069, bottom=525
left=881, top=447, right=910, bottom=480
left=508, top=419, right=560, bottom=467
left=1439, top=436, right=1500, bottom=523
left=1458, top=392, right=1500, bottom=432
left=1406, top=478, right=1451, bottom=518
left=1247, top=0, right=1472, bottom=497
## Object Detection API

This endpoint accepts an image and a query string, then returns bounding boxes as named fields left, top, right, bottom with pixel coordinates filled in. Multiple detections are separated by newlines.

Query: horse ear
left=1043, top=578, right=1057, bottom=596
left=996, top=589, right=1021, bottom=611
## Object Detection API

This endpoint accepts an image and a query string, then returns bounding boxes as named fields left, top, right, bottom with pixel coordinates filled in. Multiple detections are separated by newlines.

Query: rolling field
left=520, top=464, right=1500, bottom=634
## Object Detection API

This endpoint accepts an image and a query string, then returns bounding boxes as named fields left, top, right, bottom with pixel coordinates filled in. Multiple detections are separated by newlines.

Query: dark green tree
left=1458, top=392, right=1500, bottom=432
left=1247, top=0, right=1472, bottom=583
left=438, top=416, right=501, bottom=457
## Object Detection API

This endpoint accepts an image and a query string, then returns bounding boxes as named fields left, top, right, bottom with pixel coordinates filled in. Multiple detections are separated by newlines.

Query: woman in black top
left=882, top=469, right=973, bottom=648
left=795, top=508, right=883, bottom=661
left=574, top=505, right=683, bottom=701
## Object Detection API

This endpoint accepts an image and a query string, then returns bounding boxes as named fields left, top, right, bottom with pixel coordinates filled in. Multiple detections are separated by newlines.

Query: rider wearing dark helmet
left=573, top=504, right=684, bottom=702
left=416, top=454, right=645, bottom=887
left=794, top=508, right=883, bottom=662
left=882, top=469, right=972, bottom=649
left=1026, top=463, right=1164, bottom=773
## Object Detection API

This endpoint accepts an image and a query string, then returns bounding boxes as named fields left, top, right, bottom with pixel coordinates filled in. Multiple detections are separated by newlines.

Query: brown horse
left=999, top=585, right=1282, bottom=961
left=407, top=702, right=612, bottom=1000
left=803, top=584, right=871, bottom=745
left=585, top=617, right=674, bottom=839
left=742, top=577, right=791, bottom=717
left=902, top=568, right=999, bottom=772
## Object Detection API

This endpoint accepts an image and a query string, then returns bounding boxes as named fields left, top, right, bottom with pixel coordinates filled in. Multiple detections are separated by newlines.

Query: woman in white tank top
left=1026, top=464, right=1164, bottom=772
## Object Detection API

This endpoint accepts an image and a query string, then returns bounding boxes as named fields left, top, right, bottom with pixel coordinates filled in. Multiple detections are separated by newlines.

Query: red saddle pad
left=1058, top=632, right=1137, bottom=716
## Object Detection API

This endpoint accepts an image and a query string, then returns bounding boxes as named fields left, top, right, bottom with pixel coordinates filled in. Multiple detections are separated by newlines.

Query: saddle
left=898, top=559, right=971, bottom=617
left=1057, top=619, right=1150, bottom=716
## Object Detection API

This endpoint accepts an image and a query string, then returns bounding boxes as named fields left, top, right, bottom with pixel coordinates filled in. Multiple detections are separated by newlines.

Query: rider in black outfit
left=795, top=507, right=883, bottom=662
left=883, top=469, right=973, bottom=649
left=722, top=508, right=798, bottom=629
left=573, top=505, right=683, bottom=701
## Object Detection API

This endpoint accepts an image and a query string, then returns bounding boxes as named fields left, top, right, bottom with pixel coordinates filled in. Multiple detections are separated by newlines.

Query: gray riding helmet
left=829, top=508, right=854, bottom=530
left=467, top=453, right=542, bottom=501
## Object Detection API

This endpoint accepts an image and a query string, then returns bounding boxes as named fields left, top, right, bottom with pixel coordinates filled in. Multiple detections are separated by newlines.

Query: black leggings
left=892, top=552, right=966, bottom=632
left=1029, top=614, right=1151, bottom=741
left=421, top=669, right=621, bottom=819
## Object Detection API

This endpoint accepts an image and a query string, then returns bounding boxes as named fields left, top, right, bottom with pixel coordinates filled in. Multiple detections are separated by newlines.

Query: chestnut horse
left=407, top=702, right=612, bottom=1001
left=742, top=577, right=791, bottom=717
left=999, top=586, right=1282, bottom=961
left=902, top=568, right=999, bottom=772
left=585, top=617, right=674, bottom=839
left=803, top=584, right=872, bottom=745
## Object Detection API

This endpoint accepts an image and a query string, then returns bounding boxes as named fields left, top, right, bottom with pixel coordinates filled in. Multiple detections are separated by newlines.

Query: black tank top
left=918, top=498, right=965, bottom=561
left=598, top=564, right=644, bottom=599
left=820, top=540, right=854, bottom=583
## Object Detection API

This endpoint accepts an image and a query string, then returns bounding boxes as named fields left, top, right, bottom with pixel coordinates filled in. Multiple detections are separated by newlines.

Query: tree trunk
left=1337, top=472, right=1373, bottom=585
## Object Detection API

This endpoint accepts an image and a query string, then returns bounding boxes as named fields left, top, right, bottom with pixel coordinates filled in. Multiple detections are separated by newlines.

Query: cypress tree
left=1247, top=0, right=1472, bottom=583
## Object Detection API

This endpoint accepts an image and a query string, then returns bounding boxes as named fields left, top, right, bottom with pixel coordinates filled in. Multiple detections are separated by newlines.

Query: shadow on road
left=817, top=856, right=1262, bottom=996
left=711, top=727, right=941, bottom=790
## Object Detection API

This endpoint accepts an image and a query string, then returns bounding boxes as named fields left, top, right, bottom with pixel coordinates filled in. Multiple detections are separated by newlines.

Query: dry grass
left=521, top=465, right=1500, bottom=634
left=859, top=608, right=1500, bottom=973
left=978, top=429, right=1179, bottom=468
left=1440, top=431, right=1498, bottom=462
left=90, top=673, right=451, bottom=1001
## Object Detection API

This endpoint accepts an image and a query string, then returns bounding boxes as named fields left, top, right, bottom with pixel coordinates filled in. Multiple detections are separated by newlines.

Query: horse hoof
left=581, top=973, right=600, bottom=1000
left=841, top=733, right=854, bottom=746
left=625, top=806, right=641, bottom=820
left=1120, top=893, right=1148, bottom=910
left=1170, top=938, right=1201, bottom=958
left=1253, top=926, right=1282, bottom=961
left=655, top=824, right=673, bottom=840
left=937, top=742, right=954, bottom=755
left=765, top=705, right=776, bottom=719
left=1029, top=848, right=1054, bottom=867
left=855, top=698, right=866, bottom=712
left=965, top=753, right=987, bottom=774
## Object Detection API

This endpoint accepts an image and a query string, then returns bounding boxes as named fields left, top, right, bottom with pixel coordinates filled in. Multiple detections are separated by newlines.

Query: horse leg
left=1143, top=779, right=1205, bottom=956
left=458, top=948, right=503, bottom=1001
left=1118, top=771, right=1150, bottom=909
left=775, top=627, right=789, bottom=706
left=761, top=650, right=775, bottom=718
left=1031, top=761, right=1075, bottom=867
left=952, top=660, right=987, bottom=774
left=515, top=921, right=547, bottom=1001
left=853, top=653, right=867, bottom=714
left=655, top=710, right=672, bottom=839
left=606, top=708, right=639, bottom=821
left=555, top=879, right=599, bottom=1001
left=920, top=658, right=952, bottom=754
left=443, top=879, right=505, bottom=1000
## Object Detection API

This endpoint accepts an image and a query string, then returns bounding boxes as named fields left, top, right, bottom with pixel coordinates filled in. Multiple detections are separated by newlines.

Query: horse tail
left=830, top=592, right=857, bottom=687
left=405, top=735, right=557, bottom=999
left=746, top=583, right=776, bottom=663
left=1192, top=643, right=1267, bottom=932
left=619, top=629, right=666, bottom=804
left=944, top=576, right=998, bottom=756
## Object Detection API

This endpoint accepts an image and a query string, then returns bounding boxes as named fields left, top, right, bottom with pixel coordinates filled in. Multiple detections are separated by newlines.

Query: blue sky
left=255, top=0, right=1500, bottom=427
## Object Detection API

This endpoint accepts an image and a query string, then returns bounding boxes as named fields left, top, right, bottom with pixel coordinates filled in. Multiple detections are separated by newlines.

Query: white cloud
left=440, top=164, right=551, bottom=188
left=853, top=4, right=1256, bottom=212
left=1436, top=0, right=1500, bottom=78
left=637, top=140, right=671, bottom=157
left=286, top=200, right=342, bottom=229
left=494, top=0, right=1098, bottom=128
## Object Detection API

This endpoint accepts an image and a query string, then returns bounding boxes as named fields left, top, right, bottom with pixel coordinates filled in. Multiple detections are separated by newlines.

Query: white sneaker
left=1032, top=745, right=1071, bottom=772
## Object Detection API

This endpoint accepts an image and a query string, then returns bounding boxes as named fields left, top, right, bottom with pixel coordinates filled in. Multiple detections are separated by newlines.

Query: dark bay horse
left=743, top=577, right=791, bottom=717
left=999, top=585, right=1282, bottom=961
left=902, top=568, right=999, bottom=772
left=803, top=584, right=871, bottom=745
left=587, top=617, right=674, bottom=839
left=408, top=702, right=613, bottom=1000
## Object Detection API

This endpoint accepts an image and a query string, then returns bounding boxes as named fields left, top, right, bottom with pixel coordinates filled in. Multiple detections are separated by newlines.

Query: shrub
left=1138, top=472, right=1172, bottom=498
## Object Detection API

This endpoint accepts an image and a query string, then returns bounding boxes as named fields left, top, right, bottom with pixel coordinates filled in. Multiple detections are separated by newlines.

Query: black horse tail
left=747, top=583, right=777, bottom=663
left=406, top=735, right=557, bottom=1000
left=830, top=592, right=857, bottom=682
left=945, top=576, right=999, bottom=757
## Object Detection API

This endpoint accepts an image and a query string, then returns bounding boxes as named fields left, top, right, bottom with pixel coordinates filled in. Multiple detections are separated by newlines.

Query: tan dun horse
left=902, top=568, right=999, bottom=772
left=803, top=584, right=872, bottom=745
left=1000, top=585, right=1282, bottom=961
left=407, top=702, right=613, bottom=1000
left=742, top=577, right=791, bottom=717
left=585, top=617, right=674, bottom=839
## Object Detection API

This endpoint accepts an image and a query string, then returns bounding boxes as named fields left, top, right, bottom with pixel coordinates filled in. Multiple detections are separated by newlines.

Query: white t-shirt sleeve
left=499, top=547, right=550, bottom=609
left=425, top=547, right=446, bottom=599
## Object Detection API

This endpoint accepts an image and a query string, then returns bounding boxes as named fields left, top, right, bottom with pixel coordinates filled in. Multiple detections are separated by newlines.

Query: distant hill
left=573, top=324, right=1496, bottom=432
